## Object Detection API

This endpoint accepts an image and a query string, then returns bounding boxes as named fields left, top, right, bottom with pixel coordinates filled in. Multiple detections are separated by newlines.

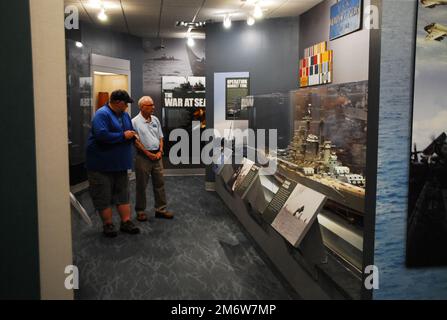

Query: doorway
left=91, top=54, right=132, bottom=118
left=93, top=72, right=129, bottom=112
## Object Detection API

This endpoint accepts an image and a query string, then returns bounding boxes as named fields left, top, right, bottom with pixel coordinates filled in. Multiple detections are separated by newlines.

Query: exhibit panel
left=66, top=39, right=92, bottom=185
left=211, top=76, right=371, bottom=296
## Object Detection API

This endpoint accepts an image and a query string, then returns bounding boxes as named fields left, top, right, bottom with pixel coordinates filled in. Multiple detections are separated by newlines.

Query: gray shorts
left=87, top=171, right=129, bottom=211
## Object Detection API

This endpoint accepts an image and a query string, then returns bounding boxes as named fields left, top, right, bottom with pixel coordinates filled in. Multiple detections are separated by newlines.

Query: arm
left=154, top=138, right=164, bottom=160
left=159, top=138, right=164, bottom=154
left=93, top=115, right=125, bottom=144
left=134, top=137, right=158, bottom=160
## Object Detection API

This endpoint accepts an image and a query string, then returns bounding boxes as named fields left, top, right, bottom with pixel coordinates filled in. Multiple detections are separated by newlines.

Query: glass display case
left=224, top=81, right=369, bottom=276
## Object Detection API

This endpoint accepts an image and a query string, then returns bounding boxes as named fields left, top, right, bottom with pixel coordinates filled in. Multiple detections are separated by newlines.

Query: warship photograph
left=407, top=133, right=447, bottom=267
left=406, top=0, right=447, bottom=267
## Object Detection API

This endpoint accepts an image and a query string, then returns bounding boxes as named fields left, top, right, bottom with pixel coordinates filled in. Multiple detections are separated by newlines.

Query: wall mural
left=143, top=38, right=205, bottom=116
left=407, top=0, right=447, bottom=267
left=142, top=38, right=206, bottom=167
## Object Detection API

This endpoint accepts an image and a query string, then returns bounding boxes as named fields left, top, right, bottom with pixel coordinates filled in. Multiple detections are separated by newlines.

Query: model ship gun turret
left=282, top=103, right=365, bottom=188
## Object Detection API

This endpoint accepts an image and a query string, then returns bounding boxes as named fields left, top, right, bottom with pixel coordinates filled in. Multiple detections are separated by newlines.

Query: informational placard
left=226, top=77, right=250, bottom=120
left=235, top=165, right=259, bottom=198
left=329, top=0, right=363, bottom=41
left=262, top=179, right=297, bottom=224
left=228, top=158, right=255, bottom=194
left=271, top=183, right=326, bottom=248
left=162, top=76, right=206, bottom=108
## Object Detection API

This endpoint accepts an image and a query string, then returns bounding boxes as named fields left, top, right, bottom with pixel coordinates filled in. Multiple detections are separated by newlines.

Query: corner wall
left=30, top=0, right=73, bottom=300
left=0, top=0, right=41, bottom=300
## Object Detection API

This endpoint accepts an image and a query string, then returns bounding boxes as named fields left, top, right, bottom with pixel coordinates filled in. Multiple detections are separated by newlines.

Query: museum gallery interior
left=2, top=0, right=447, bottom=300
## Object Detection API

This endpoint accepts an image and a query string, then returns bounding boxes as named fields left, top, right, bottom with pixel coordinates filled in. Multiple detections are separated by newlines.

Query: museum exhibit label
left=225, top=77, right=250, bottom=120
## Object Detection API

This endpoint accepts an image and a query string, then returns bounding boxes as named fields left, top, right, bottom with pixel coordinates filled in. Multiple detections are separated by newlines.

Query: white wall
left=30, top=0, right=74, bottom=300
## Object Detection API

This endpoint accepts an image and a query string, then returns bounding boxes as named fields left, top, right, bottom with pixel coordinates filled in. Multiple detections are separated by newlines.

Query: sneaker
left=103, top=224, right=118, bottom=238
left=155, top=210, right=174, bottom=219
left=120, top=220, right=140, bottom=234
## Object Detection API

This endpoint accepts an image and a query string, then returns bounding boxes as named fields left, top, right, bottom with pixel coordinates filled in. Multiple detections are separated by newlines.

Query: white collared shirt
left=132, top=113, right=164, bottom=151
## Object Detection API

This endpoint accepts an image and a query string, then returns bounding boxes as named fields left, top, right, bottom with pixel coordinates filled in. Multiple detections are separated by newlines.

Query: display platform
left=215, top=157, right=362, bottom=299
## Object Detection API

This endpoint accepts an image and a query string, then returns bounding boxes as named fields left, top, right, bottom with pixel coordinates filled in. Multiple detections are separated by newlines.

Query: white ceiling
left=65, top=0, right=323, bottom=39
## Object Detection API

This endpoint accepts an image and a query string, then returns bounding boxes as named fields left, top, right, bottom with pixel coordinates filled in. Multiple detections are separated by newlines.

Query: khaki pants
left=135, top=152, right=167, bottom=212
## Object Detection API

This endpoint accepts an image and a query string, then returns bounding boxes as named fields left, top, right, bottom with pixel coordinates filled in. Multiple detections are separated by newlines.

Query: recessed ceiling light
left=254, top=5, right=263, bottom=19
left=75, top=41, right=83, bottom=48
left=98, top=8, right=108, bottom=22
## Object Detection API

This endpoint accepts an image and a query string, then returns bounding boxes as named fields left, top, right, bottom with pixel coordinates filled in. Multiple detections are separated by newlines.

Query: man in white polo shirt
left=132, top=96, right=173, bottom=222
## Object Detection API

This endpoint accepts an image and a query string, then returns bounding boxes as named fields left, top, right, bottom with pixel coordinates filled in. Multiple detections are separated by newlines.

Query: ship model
left=277, top=105, right=365, bottom=217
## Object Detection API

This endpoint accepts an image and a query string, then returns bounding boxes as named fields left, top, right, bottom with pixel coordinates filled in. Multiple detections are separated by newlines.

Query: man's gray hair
left=138, top=96, right=153, bottom=107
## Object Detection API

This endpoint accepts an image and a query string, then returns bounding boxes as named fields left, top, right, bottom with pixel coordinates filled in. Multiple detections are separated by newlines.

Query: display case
left=214, top=82, right=369, bottom=298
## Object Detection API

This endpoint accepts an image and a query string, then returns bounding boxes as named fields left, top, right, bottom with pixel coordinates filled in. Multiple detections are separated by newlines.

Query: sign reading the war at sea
left=406, top=0, right=447, bottom=268
left=225, top=77, right=250, bottom=120
left=162, top=76, right=206, bottom=108
left=329, top=0, right=363, bottom=41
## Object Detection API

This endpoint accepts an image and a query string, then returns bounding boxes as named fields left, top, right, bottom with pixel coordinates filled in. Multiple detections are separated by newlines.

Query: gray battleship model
left=278, top=106, right=365, bottom=215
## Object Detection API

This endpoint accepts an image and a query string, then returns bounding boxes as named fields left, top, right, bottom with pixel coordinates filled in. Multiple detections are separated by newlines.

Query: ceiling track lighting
left=223, top=15, right=232, bottom=29
left=176, top=20, right=208, bottom=28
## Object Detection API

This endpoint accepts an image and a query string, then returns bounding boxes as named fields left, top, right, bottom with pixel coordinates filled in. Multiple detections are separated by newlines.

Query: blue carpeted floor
left=71, top=176, right=296, bottom=300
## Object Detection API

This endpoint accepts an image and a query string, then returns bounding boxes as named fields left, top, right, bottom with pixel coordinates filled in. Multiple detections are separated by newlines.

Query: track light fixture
left=247, top=15, right=255, bottom=26
left=223, top=15, right=232, bottom=29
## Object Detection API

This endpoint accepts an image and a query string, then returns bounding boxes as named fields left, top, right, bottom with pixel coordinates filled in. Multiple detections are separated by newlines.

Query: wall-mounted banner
left=329, top=0, right=363, bottom=41
left=162, top=76, right=206, bottom=108
left=226, top=77, right=250, bottom=120
left=406, top=0, right=447, bottom=268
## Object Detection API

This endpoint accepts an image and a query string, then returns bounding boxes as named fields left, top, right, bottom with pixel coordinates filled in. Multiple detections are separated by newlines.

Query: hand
left=124, top=130, right=136, bottom=140
left=145, top=151, right=158, bottom=161
left=155, top=152, right=162, bottom=160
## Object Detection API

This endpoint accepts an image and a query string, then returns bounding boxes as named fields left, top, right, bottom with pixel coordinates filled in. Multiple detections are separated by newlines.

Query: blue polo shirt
left=86, top=104, right=134, bottom=172
left=132, top=113, right=164, bottom=151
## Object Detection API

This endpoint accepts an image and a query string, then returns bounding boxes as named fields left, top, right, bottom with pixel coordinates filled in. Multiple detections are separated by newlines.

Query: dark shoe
left=136, top=212, right=148, bottom=222
left=155, top=210, right=174, bottom=219
left=103, top=224, right=118, bottom=238
left=120, top=220, right=140, bottom=234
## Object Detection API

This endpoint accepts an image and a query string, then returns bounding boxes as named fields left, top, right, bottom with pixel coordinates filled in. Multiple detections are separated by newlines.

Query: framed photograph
left=271, top=183, right=327, bottom=247
left=329, top=0, right=363, bottom=41
left=225, top=77, right=250, bottom=120
left=406, top=0, right=447, bottom=267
